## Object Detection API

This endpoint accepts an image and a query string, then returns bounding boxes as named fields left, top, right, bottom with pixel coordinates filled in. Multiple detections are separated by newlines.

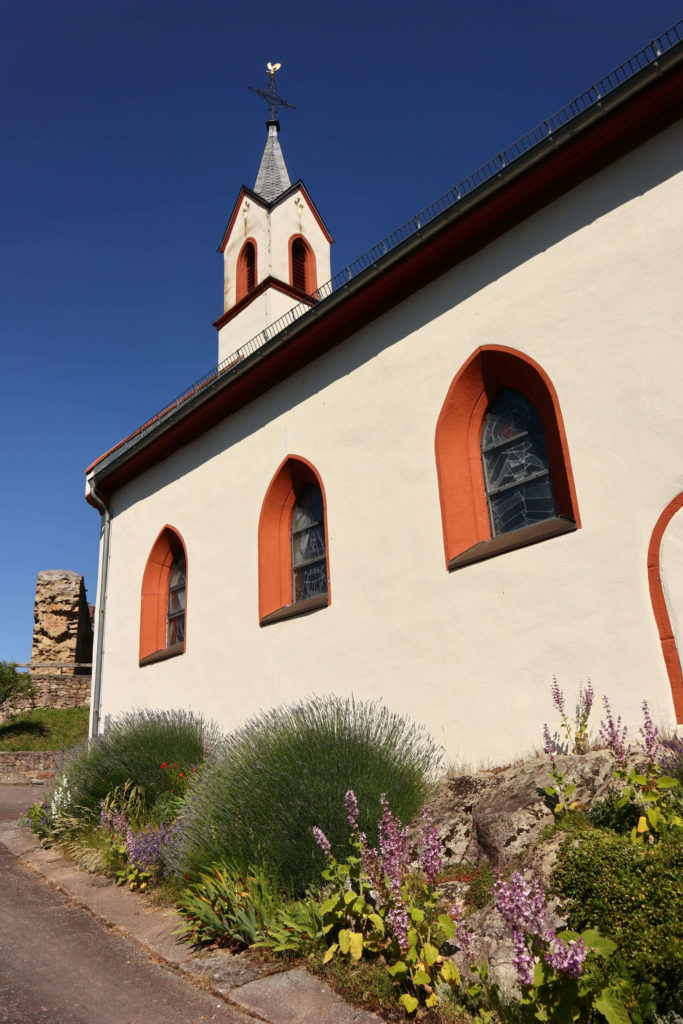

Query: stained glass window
left=481, top=388, right=557, bottom=537
left=166, top=552, right=186, bottom=646
left=291, top=483, right=327, bottom=602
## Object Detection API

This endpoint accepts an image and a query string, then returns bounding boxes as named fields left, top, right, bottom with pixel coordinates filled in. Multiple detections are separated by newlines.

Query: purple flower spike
left=551, top=677, right=565, bottom=715
left=312, top=826, right=331, bottom=856
left=545, top=935, right=588, bottom=979
left=639, top=700, right=659, bottom=761
left=543, top=723, right=557, bottom=767
left=345, top=789, right=359, bottom=831
left=417, top=805, right=443, bottom=883
left=598, top=696, right=630, bottom=767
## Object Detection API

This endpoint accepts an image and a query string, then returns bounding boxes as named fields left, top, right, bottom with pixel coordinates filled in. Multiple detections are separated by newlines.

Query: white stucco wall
left=92, top=122, right=683, bottom=765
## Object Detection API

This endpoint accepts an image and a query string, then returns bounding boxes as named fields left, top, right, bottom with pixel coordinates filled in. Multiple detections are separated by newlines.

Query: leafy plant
left=166, top=696, right=441, bottom=893
left=552, top=828, right=683, bottom=1015
left=0, top=661, right=36, bottom=710
left=542, top=680, right=594, bottom=817
left=313, top=791, right=462, bottom=1015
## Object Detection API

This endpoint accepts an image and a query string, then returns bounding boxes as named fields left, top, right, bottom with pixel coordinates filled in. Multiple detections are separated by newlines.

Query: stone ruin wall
left=0, top=571, right=94, bottom=725
left=31, top=569, right=93, bottom=669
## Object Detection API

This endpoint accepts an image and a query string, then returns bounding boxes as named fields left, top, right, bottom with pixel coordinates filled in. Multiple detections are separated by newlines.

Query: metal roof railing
left=94, top=20, right=683, bottom=472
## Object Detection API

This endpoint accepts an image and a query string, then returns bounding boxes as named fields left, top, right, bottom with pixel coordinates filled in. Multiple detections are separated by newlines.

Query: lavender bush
left=165, top=695, right=441, bottom=893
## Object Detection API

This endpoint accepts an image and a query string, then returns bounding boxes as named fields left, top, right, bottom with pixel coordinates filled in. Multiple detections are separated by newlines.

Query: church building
left=86, top=28, right=683, bottom=763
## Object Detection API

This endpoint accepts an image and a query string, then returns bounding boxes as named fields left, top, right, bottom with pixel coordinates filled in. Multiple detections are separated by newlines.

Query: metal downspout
left=87, top=481, right=111, bottom=738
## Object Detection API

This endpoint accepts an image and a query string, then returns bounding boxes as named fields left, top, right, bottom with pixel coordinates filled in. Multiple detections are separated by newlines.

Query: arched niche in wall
left=648, top=494, right=683, bottom=722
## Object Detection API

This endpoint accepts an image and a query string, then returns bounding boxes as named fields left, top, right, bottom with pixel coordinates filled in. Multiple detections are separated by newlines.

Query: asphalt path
left=0, top=787, right=251, bottom=1024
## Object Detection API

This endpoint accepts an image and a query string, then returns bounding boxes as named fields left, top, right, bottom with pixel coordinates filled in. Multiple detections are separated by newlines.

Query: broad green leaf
left=656, top=775, right=680, bottom=789
left=399, top=994, right=419, bottom=1014
left=352, top=896, right=365, bottom=914
left=349, top=931, right=364, bottom=960
left=422, top=942, right=439, bottom=967
left=647, top=806, right=662, bottom=830
left=631, top=774, right=647, bottom=786
left=581, top=929, right=616, bottom=958
left=565, top=783, right=577, bottom=796
left=413, top=969, right=431, bottom=985
left=544, top=786, right=556, bottom=796
left=636, top=816, right=648, bottom=834
left=532, top=961, right=546, bottom=987
left=409, top=907, right=425, bottom=923
left=320, top=895, right=339, bottom=916
left=438, top=913, right=456, bottom=937
left=425, top=993, right=438, bottom=1008
left=338, top=928, right=351, bottom=954
left=594, top=988, right=632, bottom=1024
left=322, top=943, right=338, bottom=964
left=344, top=889, right=358, bottom=905
left=387, top=960, right=407, bottom=977
left=368, top=913, right=385, bottom=935
left=440, top=960, right=460, bottom=984
left=478, top=960, right=488, bottom=982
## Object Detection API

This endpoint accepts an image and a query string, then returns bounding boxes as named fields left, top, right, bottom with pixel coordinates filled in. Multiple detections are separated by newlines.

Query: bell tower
left=214, top=65, right=333, bottom=364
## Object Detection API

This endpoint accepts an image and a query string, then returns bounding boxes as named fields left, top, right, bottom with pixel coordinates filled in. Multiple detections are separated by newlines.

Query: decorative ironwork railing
left=95, top=21, right=682, bottom=469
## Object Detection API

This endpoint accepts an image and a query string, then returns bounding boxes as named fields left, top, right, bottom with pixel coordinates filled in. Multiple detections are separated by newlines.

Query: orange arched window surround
left=288, top=235, right=317, bottom=296
left=139, top=526, right=187, bottom=664
left=435, top=346, right=580, bottom=570
left=258, top=456, right=330, bottom=625
left=648, top=494, right=683, bottom=722
left=236, top=238, right=257, bottom=303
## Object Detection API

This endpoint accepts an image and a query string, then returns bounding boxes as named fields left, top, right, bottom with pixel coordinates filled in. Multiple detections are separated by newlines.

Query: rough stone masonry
left=31, top=570, right=93, bottom=669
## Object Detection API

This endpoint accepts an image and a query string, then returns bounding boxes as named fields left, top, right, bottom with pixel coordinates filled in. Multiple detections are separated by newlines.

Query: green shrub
left=552, top=828, right=683, bottom=1015
left=0, top=661, right=36, bottom=709
left=166, top=696, right=441, bottom=894
left=46, top=708, right=218, bottom=822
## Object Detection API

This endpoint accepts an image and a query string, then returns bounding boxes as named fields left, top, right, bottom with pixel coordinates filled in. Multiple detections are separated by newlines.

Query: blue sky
left=2, top=0, right=681, bottom=661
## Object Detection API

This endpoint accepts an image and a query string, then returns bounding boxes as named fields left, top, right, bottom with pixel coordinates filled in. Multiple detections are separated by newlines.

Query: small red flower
left=170, top=789, right=174, bottom=793
left=160, top=762, right=167, bottom=769
left=179, top=772, right=184, bottom=778
left=184, top=875, right=189, bottom=879
left=173, top=763, right=178, bottom=768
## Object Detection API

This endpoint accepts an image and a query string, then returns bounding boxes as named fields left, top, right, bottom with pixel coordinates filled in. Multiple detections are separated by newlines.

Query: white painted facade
left=86, top=111, right=683, bottom=764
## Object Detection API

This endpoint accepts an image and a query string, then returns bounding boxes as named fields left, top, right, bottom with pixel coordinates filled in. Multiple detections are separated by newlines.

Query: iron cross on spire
left=248, top=62, right=297, bottom=121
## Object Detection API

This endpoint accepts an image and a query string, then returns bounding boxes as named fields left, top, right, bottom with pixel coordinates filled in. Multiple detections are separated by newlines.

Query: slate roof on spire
left=253, top=121, right=291, bottom=202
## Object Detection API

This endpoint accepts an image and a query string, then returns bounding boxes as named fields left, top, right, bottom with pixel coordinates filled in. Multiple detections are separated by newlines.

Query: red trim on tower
left=87, top=61, right=683, bottom=494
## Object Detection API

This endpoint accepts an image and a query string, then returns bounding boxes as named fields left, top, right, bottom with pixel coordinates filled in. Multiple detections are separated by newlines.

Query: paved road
left=0, top=785, right=252, bottom=1024
left=0, top=783, right=39, bottom=822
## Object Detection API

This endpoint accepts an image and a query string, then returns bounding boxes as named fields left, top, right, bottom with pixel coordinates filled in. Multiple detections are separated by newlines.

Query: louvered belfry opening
left=245, top=242, right=256, bottom=293
left=292, top=238, right=308, bottom=293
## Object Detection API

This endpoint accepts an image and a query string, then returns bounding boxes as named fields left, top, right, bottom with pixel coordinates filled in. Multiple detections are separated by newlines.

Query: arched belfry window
left=289, top=235, right=316, bottom=296
left=258, top=456, right=330, bottom=625
left=140, top=526, right=188, bottom=664
left=291, top=484, right=327, bottom=602
left=236, top=239, right=257, bottom=302
left=481, top=389, right=557, bottom=537
left=435, top=346, right=579, bottom=570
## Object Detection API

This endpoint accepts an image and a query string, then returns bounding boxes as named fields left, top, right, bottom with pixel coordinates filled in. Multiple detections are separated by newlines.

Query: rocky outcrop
left=31, top=570, right=93, bottom=670
left=429, top=749, right=618, bottom=869
left=426, top=750, right=622, bottom=994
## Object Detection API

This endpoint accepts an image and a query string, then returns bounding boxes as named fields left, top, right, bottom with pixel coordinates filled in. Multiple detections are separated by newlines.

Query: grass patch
left=0, top=707, right=89, bottom=751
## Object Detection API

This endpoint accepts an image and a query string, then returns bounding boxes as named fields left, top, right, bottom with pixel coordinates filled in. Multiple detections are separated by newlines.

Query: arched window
left=481, top=388, right=557, bottom=537
left=435, top=346, right=579, bottom=570
left=291, top=483, right=327, bottom=602
left=139, top=526, right=187, bottom=664
left=236, top=239, right=257, bottom=302
left=289, top=235, right=317, bottom=296
left=258, top=456, right=330, bottom=625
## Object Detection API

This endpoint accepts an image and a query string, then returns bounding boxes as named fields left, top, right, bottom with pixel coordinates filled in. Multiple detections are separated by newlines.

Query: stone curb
left=0, top=822, right=382, bottom=1024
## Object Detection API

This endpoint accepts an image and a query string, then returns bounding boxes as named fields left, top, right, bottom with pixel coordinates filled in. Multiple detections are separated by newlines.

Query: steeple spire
left=253, top=121, right=291, bottom=202
left=249, top=63, right=295, bottom=202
